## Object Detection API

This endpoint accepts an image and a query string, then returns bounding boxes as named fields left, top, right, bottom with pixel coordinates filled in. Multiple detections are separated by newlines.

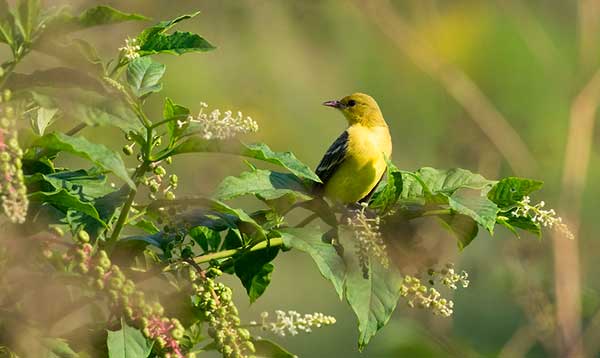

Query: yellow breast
left=324, top=124, right=392, bottom=203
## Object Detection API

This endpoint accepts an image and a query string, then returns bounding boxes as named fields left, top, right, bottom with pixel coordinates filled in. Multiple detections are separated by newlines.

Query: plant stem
left=106, top=163, right=148, bottom=249
left=165, top=238, right=285, bottom=271
left=150, top=114, right=189, bottom=129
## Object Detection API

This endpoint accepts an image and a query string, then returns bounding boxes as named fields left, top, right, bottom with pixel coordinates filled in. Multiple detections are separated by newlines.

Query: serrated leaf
left=252, top=339, right=296, bottom=358
left=32, top=133, right=134, bottom=188
left=126, top=57, right=165, bottom=97
left=487, top=177, right=544, bottom=209
left=280, top=227, right=345, bottom=300
left=239, top=143, right=322, bottom=183
left=449, top=189, right=499, bottom=234
left=106, top=319, right=153, bottom=358
left=136, top=12, right=215, bottom=56
left=215, top=169, right=311, bottom=201
left=234, top=248, right=278, bottom=303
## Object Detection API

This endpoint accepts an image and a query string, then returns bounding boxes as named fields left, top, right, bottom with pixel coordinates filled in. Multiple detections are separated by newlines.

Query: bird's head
left=323, top=93, right=385, bottom=126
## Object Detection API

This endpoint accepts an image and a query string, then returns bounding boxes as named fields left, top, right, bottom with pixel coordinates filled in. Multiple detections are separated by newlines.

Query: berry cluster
left=190, top=267, right=254, bottom=358
left=0, top=90, right=28, bottom=224
left=73, top=235, right=185, bottom=357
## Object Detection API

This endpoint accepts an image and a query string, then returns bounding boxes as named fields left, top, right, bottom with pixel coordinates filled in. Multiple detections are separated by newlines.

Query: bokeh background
left=26, top=0, right=600, bottom=357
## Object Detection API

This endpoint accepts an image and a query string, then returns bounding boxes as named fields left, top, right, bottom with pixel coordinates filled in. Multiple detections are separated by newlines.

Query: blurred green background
left=32, top=0, right=600, bottom=356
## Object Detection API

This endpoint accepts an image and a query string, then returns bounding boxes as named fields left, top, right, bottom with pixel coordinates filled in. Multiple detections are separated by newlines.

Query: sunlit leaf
left=136, top=12, right=215, bottom=56
left=487, top=177, right=543, bottom=210
left=370, top=159, right=403, bottom=213
left=344, top=250, right=402, bottom=350
left=252, top=339, right=296, bottom=358
left=126, top=57, right=166, bottom=97
left=32, top=132, right=135, bottom=188
left=280, top=227, right=345, bottom=300
left=106, top=319, right=153, bottom=358
left=239, top=143, right=322, bottom=183
left=215, top=169, right=312, bottom=201
left=448, top=189, right=499, bottom=233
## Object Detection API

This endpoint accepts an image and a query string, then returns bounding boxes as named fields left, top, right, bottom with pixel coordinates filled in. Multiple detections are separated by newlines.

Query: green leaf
left=169, top=136, right=218, bottom=155
left=106, top=319, right=153, bottom=358
left=239, top=143, right=322, bottom=183
left=75, top=6, right=148, bottom=27
left=370, top=160, right=403, bottom=213
left=41, top=338, right=79, bottom=358
left=215, top=169, right=312, bottom=201
left=163, top=97, right=190, bottom=143
left=438, top=214, right=479, bottom=250
left=30, top=106, right=58, bottom=135
left=401, top=167, right=494, bottom=202
left=252, top=339, right=296, bottom=358
left=32, top=133, right=135, bottom=188
left=0, top=0, right=14, bottom=45
left=29, top=189, right=104, bottom=226
left=498, top=215, right=541, bottom=239
left=487, top=177, right=544, bottom=209
left=29, top=89, right=142, bottom=133
left=344, top=255, right=402, bottom=350
left=12, top=0, right=40, bottom=41
left=126, top=57, right=166, bottom=97
left=189, top=225, right=221, bottom=252
left=448, top=189, right=499, bottom=234
left=46, top=5, right=147, bottom=33
left=234, top=248, right=279, bottom=303
left=137, top=12, right=215, bottom=56
left=280, top=227, right=345, bottom=300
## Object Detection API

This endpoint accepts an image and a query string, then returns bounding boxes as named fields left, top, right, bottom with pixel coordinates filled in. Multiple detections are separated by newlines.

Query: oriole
left=316, top=93, right=392, bottom=204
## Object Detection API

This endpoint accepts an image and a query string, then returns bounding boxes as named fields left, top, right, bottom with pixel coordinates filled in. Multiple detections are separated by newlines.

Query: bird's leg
left=322, top=227, right=344, bottom=257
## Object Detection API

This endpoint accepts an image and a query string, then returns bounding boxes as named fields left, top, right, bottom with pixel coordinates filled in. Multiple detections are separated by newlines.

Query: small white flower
left=187, top=102, right=259, bottom=140
left=513, top=196, right=574, bottom=240
left=119, top=37, right=141, bottom=61
left=253, top=310, right=336, bottom=336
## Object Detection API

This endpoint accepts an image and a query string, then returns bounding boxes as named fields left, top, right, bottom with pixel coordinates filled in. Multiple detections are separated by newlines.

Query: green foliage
left=136, top=12, right=215, bottom=56
left=107, top=319, right=154, bottom=358
left=126, top=57, right=166, bottom=98
left=31, top=132, right=135, bottom=188
left=0, top=2, right=553, bottom=358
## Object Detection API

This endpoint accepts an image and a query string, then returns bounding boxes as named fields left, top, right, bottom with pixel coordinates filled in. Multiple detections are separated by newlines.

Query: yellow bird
left=316, top=93, right=392, bottom=204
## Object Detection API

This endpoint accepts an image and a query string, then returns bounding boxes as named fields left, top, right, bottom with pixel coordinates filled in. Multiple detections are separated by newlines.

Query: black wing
left=315, top=130, right=349, bottom=186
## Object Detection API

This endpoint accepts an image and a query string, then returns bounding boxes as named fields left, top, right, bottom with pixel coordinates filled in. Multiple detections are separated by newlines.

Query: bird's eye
left=347, top=100, right=356, bottom=107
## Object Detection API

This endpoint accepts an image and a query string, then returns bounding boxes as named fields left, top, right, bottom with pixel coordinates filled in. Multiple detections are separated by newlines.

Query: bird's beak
left=323, top=100, right=344, bottom=109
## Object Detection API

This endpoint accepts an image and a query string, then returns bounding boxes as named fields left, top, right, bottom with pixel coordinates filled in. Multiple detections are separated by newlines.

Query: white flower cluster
left=346, top=202, right=389, bottom=278
left=119, top=37, right=141, bottom=61
left=251, top=310, right=336, bottom=337
left=400, top=275, right=454, bottom=317
left=513, top=196, right=574, bottom=240
left=428, top=263, right=469, bottom=290
left=182, top=102, right=259, bottom=140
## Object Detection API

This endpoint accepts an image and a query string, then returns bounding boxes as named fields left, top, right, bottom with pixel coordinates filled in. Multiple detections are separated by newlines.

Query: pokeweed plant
left=0, top=1, right=573, bottom=357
